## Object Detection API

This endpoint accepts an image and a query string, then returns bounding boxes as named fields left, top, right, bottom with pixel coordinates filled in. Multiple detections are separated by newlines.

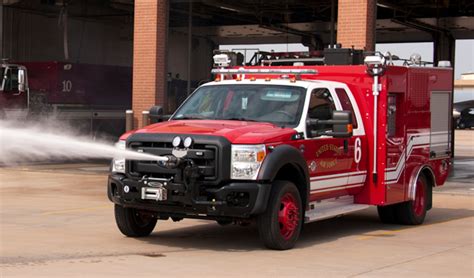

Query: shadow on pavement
left=137, top=206, right=474, bottom=251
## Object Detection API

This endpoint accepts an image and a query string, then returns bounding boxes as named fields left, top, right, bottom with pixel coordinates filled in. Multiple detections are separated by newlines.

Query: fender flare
left=257, top=144, right=310, bottom=206
left=408, top=165, right=436, bottom=211
left=408, top=165, right=437, bottom=200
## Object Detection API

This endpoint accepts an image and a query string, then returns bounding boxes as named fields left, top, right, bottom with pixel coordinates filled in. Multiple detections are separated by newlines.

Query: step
left=304, top=196, right=370, bottom=223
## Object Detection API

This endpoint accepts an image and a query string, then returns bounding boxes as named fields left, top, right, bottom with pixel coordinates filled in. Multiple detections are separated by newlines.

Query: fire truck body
left=282, top=64, right=453, bottom=207
left=108, top=53, right=453, bottom=249
left=207, top=64, right=453, bottom=208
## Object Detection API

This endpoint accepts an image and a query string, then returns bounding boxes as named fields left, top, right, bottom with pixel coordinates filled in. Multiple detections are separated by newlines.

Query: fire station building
left=1, top=1, right=473, bottom=129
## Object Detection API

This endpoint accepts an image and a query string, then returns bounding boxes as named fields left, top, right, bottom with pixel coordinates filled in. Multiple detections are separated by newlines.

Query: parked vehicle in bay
left=0, top=60, right=132, bottom=139
left=457, top=107, right=474, bottom=129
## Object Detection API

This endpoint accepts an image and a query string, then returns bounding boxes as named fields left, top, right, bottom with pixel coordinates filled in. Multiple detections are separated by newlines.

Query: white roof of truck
left=200, top=78, right=348, bottom=89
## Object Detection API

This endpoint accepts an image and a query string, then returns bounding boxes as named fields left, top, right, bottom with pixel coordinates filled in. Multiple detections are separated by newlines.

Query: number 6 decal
left=354, top=137, right=362, bottom=163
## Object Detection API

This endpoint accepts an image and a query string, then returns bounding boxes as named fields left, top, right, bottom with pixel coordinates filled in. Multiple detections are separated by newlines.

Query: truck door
left=304, top=87, right=356, bottom=200
left=334, top=87, right=368, bottom=193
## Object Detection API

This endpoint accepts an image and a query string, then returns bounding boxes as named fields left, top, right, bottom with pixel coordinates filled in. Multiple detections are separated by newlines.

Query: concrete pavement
left=1, top=131, right=473, bottom=277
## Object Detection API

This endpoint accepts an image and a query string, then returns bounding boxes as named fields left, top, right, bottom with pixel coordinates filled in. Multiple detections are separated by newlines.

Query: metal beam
left=377, top=0, right=424, bottom=17
left=391, top=18, right=451, bottom=34
left=258, top=23, right=309, bottom=38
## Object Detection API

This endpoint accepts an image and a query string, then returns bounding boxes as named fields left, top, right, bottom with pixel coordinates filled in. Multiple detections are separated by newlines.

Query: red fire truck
left=108, top=51, right=453, bottom=250
left=0, top=60, right=132, bottom=139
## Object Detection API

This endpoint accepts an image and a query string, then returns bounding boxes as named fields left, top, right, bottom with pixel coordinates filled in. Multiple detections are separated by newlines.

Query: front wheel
left=114, top=205, right=157, bottom=237
left=257, top=180, right=303, bottom=250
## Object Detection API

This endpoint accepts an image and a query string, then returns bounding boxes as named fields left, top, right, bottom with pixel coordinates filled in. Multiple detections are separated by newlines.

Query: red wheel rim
left=413, top=179, right=426, bottom=217
left=278, top=192, right=300, bottom=240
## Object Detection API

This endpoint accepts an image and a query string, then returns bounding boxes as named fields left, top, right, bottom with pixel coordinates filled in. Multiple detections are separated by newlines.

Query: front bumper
left=107, top=174, right=271, bottom=219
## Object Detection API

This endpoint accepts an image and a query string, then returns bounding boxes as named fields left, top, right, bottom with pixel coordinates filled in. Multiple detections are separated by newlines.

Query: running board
left=305, top=196, right=370, bottom=223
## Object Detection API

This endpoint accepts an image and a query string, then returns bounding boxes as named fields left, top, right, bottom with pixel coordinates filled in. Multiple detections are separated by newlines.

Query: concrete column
left=337, top=0, right=376, bottom=51
left=132, top=0, right=169, bottom=128
left=433, top=32, right=455, bottom=158
left=433, top=32, right=455, bottom=66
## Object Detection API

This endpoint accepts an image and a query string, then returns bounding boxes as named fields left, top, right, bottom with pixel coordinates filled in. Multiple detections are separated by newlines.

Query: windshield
left=172, top=84, right=307, bottom=127
left=1, top=67, right=19, bottom=91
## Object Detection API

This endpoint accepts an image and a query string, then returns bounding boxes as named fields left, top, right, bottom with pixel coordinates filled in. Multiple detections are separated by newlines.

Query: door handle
left=344, top=139, right=349, bottom=153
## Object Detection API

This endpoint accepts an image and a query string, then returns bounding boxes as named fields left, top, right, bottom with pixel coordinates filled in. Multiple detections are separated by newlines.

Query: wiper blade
left=223, top=117, right=258, bottom=122
left=173, top=114, right=207, bottom=120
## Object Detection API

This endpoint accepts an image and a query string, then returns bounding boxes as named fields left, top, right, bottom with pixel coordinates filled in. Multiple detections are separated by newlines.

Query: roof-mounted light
left=409, top=53, right=422, bottom=65
left=213, top=54, right=231, bottom=67
left=364, top=54, right=386, bottom=77
left=364, top=55, right=384, bottom=67
left=438, top=61, right=451, bottom=68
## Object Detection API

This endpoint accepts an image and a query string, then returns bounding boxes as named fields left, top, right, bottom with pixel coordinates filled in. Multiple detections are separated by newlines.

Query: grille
left=127, top=141, right=218, bottom=181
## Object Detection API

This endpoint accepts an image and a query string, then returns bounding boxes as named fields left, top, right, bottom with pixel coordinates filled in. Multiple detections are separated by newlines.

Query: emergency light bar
left=211, top=68, right=318, bottom=75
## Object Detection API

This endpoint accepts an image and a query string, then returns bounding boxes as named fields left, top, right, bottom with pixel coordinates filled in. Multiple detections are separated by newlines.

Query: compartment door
left=430, top=92, right=452, bottom=158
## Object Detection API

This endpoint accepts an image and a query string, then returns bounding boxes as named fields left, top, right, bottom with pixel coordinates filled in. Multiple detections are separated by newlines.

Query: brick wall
left=337, top=0, right=376, bottom=51
left=132, top=0, right=169, bottom=128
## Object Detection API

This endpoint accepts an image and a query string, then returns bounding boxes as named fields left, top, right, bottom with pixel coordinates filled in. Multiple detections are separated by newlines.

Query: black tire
left=377, top=204, right=399, bottom=224
left=114, top=204, right=157, bottom=237
left=257, top=180, right=303, bottom=250
left=396, top=175, right=428, bottom=225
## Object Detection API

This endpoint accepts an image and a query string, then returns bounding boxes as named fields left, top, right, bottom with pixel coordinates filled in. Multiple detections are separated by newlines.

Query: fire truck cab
left=108, top=51, right=453, bottom=250
left=1, top=61, right=29, bottom=118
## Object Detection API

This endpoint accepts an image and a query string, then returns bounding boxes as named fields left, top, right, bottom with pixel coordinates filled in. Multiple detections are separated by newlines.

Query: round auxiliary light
left=183, top=137, right=193, bottom=148
left=172, top=136, right=181, bottom=148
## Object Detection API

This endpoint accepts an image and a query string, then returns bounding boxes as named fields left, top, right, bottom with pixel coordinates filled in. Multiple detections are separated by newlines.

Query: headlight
left=112, top=140, right=126, bottom=173
left=231, top=144, right=266, bottom=180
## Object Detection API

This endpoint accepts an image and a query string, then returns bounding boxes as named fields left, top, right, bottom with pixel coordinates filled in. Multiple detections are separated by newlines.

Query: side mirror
left=18, top=68, right=26, bottom=92
left=307, top=110, right=353, bottom=138
left=149, top=105, right=171, bottom=123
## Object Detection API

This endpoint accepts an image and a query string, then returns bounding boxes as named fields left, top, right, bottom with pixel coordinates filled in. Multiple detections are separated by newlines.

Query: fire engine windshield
left=1, top=67, right=19, bottom=91
left=172, top=84, right=306, bottom=127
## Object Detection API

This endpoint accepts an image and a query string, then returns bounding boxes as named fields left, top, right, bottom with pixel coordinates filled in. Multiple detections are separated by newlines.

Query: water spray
left=0, top=120, right=168, bottom=165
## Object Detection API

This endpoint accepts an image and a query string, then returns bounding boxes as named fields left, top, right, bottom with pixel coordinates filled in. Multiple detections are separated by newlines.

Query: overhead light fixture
left=218, top=4, right=240, bottom=12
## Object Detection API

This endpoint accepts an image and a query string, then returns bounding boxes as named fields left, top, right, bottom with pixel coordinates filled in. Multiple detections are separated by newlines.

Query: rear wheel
left=396, top=175, right=428, bottom=225
left=114, top=204, right=157, bottom=237
left=257, top=180, right=303, bottom=250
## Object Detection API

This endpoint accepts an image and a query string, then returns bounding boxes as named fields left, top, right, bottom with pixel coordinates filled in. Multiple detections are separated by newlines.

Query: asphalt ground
left=1, top=130, right=473, bottom=277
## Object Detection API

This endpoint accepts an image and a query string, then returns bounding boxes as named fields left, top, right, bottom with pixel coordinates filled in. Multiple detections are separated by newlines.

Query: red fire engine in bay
left=0, top=60, right=131, bottom=138
left=108, top=51, right=453, bottom=250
